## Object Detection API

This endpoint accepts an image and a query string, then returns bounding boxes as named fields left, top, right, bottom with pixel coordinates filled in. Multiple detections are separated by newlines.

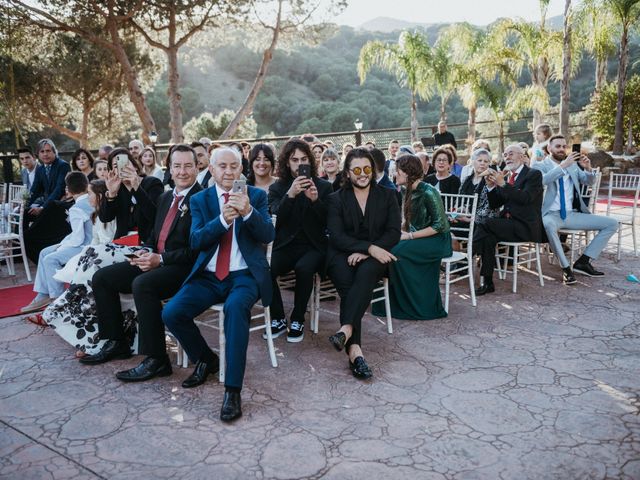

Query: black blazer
left=268, top=177, right=332, bottom=253
left=143, top=183, right=203, bottom=266
left=425, top=173, right=461, bottom=195
left=326, top=183, right=401, bottom=264
left=28, top=157, right=71, bottom=209
left=100, top=175, right=164, bottom=243
left=487, top=165, right=544, bottom=242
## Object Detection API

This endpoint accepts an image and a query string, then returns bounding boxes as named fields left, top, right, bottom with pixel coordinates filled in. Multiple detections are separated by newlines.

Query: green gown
left=372, top=182, right=452, bottom=320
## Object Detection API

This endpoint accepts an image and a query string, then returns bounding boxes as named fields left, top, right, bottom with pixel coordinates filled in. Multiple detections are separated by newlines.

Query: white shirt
left=196, top=169, right=209, bottom=186
left=58, top=194, right=92, bottom=249
left=28, top=168, right=36, bottom=188
left=92, top=220, right=117, bottom=245
left=173, top=183, right=196, bottom=209
left=550, top=168, right=574, bottom=213
left=205, top=184, right=253, bottom=274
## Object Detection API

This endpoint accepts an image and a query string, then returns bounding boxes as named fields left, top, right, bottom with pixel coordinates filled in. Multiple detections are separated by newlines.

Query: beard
left=351, top=177, right=371, bottom=189
left=551, top=151, right=567, bottom=161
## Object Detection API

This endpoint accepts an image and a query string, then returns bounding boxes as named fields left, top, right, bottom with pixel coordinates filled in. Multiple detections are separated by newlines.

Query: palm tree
left=495, top=6, right=564, bottom=126
left=576, top=0, right=618, bottom=92
left=440, top=23, right=517, bottom=147
left=429, top=37, right=457, bottom=123
left=607, top=0, right=640, bottom=154
left=559, top=0, right=573, bottom=136
left=358, top=31, right=432, bottom=141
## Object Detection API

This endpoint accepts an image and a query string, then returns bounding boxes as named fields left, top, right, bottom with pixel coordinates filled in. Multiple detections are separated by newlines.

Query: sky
left=328, top=0, right=567, bottom=27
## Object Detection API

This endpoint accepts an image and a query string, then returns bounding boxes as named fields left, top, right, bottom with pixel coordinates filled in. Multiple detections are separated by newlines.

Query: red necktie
left=215, top=193, right=233, bottom=281
left=508, top=171, right=518, bottom=186
left=156, top=195, right=183, bottom=253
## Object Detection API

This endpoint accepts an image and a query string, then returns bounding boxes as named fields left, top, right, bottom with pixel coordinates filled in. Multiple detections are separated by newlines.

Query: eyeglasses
left=350, top=166, right=372, bottom=175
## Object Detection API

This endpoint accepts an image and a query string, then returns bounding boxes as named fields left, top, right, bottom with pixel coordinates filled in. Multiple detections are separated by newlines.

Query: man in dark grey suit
left=18, top=147, right=38, bottom=193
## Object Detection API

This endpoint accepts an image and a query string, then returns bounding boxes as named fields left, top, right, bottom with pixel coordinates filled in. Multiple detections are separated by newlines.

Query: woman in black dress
left=425, top=147, right=461, bottom=195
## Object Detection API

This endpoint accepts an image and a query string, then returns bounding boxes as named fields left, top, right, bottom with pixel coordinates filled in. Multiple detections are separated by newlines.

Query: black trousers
left=24, top=203, right=71, bottom=263
left=270, top=243, right=324, bottom=324
left=92, top=261, right=192, bottom=357
left=472, top=217, right=531, bottom=279
left=328, top=254, right=386, bottom=349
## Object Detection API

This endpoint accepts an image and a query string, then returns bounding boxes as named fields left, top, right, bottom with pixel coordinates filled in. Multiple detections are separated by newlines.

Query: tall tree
left=607, top=0, right=640, bottom=154
left=220, top=0, right=346, bottom=139
left=358, top=31, right=432, bottom=142
left=8, top=0, right=159, bottom=141
left=130, top=1, right=248, bottom=143
left=559, top=0, right=573, bottom=136
left=576, top=0, right=618, bottom=92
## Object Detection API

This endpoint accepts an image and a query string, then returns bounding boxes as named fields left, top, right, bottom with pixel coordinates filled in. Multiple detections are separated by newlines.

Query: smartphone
left=116, top=154, right=130, bottom=177
left=124, top=252, right=139, bottom=259
left=298, top=164, right=311, bottom=179
left=572, top=143, right=581, bottom=153
left=232, top=178, right=246, bottom=194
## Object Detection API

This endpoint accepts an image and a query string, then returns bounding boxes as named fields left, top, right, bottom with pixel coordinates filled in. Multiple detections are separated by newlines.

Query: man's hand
left=486, top=170, right=505, bottom=188
left=578, top=154, right=592, bottom=171
left=222, top=203, right=240, bottom=224
left=560, top=151, right=579, bottom=170
left=129, top=252, right=162, bottom=272
left=304, top=182, right=319, bottom=202
left=106, top=168, right=121, bottom=197
left=347, top=252, right=369, bottom=266
left=367, top=245, right=397, bottom=264
left=287, top=176, right=313, bottom=198
left=28, top=206, right=43, bottom=216
left=228, top=192, right=252, bottom=217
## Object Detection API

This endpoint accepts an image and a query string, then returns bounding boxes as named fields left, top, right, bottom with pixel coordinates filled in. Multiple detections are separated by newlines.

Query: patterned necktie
left=156, top=194, right=184, bottom=253
left=45, top=164, right=51, bottom=180
left=215, top=193, right=233, bottom=281
left=508, top=171, right=518, bottom=186
left=558, top=177, right=567, bottom=220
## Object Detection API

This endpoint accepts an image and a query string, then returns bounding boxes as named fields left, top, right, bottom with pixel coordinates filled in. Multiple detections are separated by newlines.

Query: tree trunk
left=167, top=47, right=184, bottom=143
left=166, top=5, right=184, bottom=144
left=559, top=0, right=572, bottom=137
left=467, top=102, right=477, bottom=149
left=220, top=0, right=283, bottom=140
left=81, top=104, right=90, bottom=148
left=410, top=92, right=418, bottom=142
left=106, top=19, right=156, bottom=142
left=595, top=57, right=607, bottom=92
left=612, top=24, right=629, bottom=155
left=440, top=99, right=447, bottom=123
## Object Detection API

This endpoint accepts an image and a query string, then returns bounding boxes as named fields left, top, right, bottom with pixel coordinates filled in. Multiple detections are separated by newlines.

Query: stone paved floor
left=1, top=247, right=639, bottom=479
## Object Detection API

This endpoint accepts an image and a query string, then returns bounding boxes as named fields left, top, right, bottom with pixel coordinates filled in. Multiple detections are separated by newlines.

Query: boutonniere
left=179, top=204, right=189, bottom=218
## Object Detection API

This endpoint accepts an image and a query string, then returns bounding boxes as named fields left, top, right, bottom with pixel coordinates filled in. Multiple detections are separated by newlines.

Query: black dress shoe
left=573, top=261, right=604, bottom=277
left=563, top=267, right=577, bottom=285
left=220, top=391, right=242, bottom=422
left=349, top=356, right=372, bottom=380
left=79, top=340, right=131, bottom=365
left=328, top=332, right=347, bottom=352
left=182, top=357, right=219, bottom=389
left=116, top=356, right=172, bottom=382
left=475, top=282, right=495, bottom=296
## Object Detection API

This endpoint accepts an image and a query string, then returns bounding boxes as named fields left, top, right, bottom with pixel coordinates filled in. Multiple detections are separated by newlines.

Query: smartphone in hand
left=572, top=143, right=581, bottom=154
left=297, top=164, right=311, bottom=179
left=232, top=178, right=246, bottom=194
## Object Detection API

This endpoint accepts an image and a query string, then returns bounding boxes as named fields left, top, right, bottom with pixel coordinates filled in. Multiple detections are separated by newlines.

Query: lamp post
left=149, top=131, right=158, bottom=146
left=354, top=119, right=363, bottom=147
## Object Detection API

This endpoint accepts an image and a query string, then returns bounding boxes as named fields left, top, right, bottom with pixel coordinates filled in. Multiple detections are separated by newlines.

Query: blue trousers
left=162, top=270, right=259, bottom=390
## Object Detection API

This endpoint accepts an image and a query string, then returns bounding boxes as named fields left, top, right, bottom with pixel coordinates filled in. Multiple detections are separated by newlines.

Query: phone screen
left=572, top=144, right=581, bottom=153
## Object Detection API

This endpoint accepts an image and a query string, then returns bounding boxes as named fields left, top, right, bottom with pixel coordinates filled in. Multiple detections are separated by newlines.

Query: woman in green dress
left=374, top=154, right=452, bottom=320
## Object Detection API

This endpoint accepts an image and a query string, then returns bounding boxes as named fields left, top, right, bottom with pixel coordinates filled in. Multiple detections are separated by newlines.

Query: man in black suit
left=267, top=139, right=332, bottom=342
left=472, top=144, right=544, bottom=295
left=81, top=145, right=205, bottom=381
left=192, top=141, right=212, bottom=188
left=24, top=139, right=72, bottom=262
left=326, top=148, right=401, bottom=380
left=433, top=121, right=458, bottom=149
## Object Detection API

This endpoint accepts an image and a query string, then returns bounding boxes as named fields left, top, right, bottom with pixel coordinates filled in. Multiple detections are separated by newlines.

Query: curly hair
left=247, top=143, right=276, bottom=184
left=432, top=147, right=454, bottom=165
left=276, top=139, right=318, bottom=183
left=396, top=154, right=424, bottom=232
left=71, top=148, right=95, bottom=171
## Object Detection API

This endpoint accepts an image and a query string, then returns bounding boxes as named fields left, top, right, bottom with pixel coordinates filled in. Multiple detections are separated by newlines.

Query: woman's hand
left=106, top=168, right=121, bottom=197
left=400, top=231, right=412, bottom=241
left=120, top=164, right=140, bottom=191
left=347, top=253, right=369, bottom=266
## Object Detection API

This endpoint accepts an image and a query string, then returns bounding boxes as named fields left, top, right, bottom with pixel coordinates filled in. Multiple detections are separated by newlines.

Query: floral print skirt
left=43, top=243, right=146, bottom=355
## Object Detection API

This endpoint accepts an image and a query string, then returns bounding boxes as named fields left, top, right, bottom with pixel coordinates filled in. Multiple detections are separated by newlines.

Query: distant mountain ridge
left=358, top=14, right=564, bottom=33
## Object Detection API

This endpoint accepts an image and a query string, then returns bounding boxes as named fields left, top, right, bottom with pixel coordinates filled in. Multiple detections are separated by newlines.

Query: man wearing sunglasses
left=325, top=148, right=401, bottom=380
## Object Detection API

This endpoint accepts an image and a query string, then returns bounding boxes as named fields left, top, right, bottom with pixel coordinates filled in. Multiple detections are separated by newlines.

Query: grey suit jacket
left=21, top=168, right=32, bottom=190
left=532, top=157, right=596, bottom=215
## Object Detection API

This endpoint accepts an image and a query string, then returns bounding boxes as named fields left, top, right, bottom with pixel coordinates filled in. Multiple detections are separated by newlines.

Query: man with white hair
left=472, top=144, right=544, bottom=295
left=128, top=139, right=144, bottom=161
left=162, top=147, right=275, bottom=422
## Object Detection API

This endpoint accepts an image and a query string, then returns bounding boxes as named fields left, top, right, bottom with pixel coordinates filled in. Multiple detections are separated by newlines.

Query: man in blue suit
left=162, top=147, right=275, bottom=422
left=24, top=139, right=72, bottom=262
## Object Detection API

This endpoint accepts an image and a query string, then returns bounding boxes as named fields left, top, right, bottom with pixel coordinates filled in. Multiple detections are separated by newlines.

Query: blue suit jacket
left=185, top=185, right=276, bottom=305
left=28, top=157, right=71, bottom=209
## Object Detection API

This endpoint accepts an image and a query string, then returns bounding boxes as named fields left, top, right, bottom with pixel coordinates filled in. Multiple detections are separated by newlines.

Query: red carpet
left=0, top=284, right=35, bottom=319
